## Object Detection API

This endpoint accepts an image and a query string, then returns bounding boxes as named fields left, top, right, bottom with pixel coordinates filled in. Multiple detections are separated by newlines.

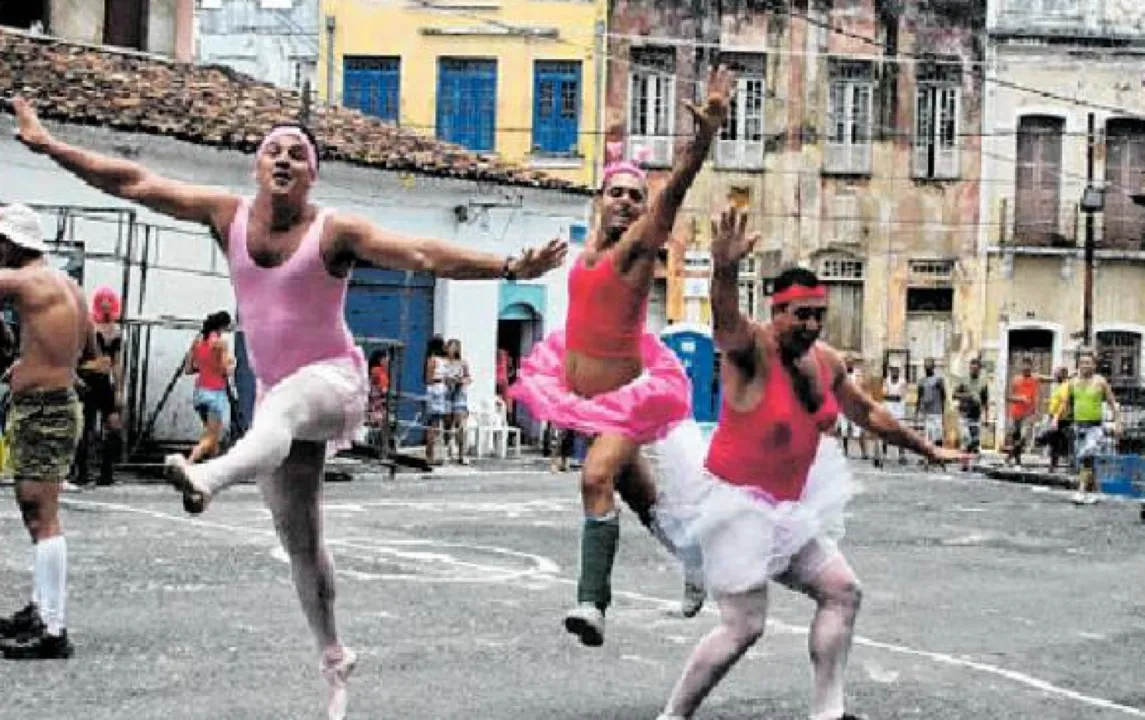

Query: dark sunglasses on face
left=607, top=186, right=645, bottom=203
left=791, top=306, right=827, bottom=322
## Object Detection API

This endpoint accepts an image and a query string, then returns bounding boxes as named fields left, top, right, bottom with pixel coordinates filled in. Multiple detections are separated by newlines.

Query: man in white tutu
left=651, top=208, right=965, bottom=720
left=511, top=67, right=737, bottom=647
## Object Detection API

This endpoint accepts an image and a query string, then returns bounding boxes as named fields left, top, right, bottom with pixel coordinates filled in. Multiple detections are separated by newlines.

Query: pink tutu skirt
left=646, top=421, right=857, bottom=596
left=508, top=330, right=692, bottom=444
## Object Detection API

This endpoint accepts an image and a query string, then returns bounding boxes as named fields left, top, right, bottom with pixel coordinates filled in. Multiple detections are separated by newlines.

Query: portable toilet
left=661, top=323, right=720, bottom=423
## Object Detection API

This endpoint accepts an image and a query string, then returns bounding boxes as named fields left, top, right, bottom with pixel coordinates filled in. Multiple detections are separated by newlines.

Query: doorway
left=497, top=306, right=543, bottom=441
left=1006, top=327, right=1055, bottom=415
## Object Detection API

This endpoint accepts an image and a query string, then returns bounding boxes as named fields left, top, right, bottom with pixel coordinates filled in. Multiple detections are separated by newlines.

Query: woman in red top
left=653, top=211, right=964, bottom=720
left=183, top=311, right=234, bottom=465
left=512, top=67, right=736, bottom=646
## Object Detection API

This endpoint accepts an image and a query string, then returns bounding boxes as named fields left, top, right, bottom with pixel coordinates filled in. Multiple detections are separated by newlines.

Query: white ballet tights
left=664, top=551, right=862, bottom=720
left=257, top=440, right=342, bottom=659
left=197, top=360, right=363, bottom=497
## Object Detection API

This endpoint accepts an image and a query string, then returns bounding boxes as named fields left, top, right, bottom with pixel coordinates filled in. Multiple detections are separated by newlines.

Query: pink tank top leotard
left=227, top=199, right=358, bottom=388
left=705, top=348, right=840, bottom=503
left=564, top=252, right=648, bottom=360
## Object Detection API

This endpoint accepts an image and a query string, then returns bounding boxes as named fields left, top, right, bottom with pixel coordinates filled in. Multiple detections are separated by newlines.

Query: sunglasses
left=790, top=307, right=828, bottom=322
left=606, top=186, right=645, bottom=203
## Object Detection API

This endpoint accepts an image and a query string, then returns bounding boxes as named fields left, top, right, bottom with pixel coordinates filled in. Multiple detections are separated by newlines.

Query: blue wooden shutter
left=343, top=56, right=400, bottom=122
left=532, top=61, right=580, bottom=156
left=437, top=58, right=497, bottom=152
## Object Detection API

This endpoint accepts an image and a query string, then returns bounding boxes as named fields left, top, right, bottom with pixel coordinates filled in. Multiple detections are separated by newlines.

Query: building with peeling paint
left=981, top=0, right=1145, bottom=433
left=605, top=0, right=987, bottom=384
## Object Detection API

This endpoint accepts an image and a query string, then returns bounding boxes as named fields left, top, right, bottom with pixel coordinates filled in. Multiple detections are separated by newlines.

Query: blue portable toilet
left=661, top=323, right=720, bottom=423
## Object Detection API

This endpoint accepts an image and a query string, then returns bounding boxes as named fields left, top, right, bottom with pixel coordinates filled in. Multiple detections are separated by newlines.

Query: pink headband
left=257, top=127, right=319, bottom=180
left=602, top=141, right=650, bottom=187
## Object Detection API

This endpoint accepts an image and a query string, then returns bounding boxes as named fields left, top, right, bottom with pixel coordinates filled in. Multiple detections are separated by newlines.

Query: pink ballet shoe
left=321, top=646, right=358, bottom=720
left=164, top=454, right=212, bottom=515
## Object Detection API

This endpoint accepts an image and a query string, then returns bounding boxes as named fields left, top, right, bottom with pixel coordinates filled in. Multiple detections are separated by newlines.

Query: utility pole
left=325, top=15, right=336, bottom=107
left=1082, top=112, right=1097, bottom=348
left=591, top=18, right=605, bottom=190
left=300, top=79, right=312, bottom=125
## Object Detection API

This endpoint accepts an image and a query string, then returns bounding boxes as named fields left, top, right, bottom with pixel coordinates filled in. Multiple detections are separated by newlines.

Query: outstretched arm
left=616, top=66, right=734, bottom=265
left=708, top=206, right=759, bottom=374
left=12, top=98, right=237, bottom=232
left=334, top=214, right=568, bottom=281
left=830, top=349, right=961, bottom=463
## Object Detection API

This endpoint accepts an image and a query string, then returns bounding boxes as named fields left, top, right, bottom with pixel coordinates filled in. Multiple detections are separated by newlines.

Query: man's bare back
left=7, top=265, right=89, bottom=394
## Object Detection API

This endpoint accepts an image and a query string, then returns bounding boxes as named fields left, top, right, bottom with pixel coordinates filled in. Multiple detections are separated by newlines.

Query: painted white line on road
left=64, top=496, right=1145, bottom=718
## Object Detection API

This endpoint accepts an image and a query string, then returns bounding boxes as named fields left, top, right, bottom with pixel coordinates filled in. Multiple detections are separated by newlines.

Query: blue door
left=233, top=266, right=435, bottom=444
left=343, top=56, right=400, bottom=122
left=437, top=58, right=497, bottom=152
left=661, top=326, right=719, bottom=423
left=532, top=61, right=581, bottom=156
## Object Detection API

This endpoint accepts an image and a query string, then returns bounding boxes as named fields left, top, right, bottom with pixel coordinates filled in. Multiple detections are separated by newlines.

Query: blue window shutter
left=343, top=56, right=400, bottom=122
left=532, top=61, right=580, bottom=156
left=437, top=58, right=497, bottom=152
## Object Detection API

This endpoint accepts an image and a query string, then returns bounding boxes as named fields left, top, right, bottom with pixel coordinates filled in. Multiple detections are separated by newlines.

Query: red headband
left=771, top=284, right=827, bottom=305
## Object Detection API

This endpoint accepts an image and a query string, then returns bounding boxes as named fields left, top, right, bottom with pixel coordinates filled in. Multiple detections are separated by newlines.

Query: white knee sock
left=34, top=536, right=67, bottom=636
left=807, top=586, right=861, bottom=720
left=31, top=545, right=40, bottom=606
left=199, top=416, right=294, bottom=495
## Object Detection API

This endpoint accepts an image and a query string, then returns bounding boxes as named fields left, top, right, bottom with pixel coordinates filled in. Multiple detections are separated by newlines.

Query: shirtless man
left=11, top=97, right=564, bottom=716
left=0, top=204, right=88, bottom=661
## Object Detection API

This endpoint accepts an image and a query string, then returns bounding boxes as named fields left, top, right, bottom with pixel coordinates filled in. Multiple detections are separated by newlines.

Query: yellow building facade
left=319, top=0, right=604, bottom=188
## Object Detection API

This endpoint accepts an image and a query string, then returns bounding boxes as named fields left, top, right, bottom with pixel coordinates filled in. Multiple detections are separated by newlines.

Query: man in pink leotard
left=12, top=97, right=565, bottom=719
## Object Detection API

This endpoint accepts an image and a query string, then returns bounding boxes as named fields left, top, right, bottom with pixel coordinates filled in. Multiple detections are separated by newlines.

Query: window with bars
left=715, top=53, right=765, bottom=170
left=909, top=259, right=955, bottom=281
left=820, top=257, right=865, bottom=281
left=825, top=60, right=874, bottom=175
left=628, top=47, right=676, bottom=166
left=343, top=56, right=400, bottom=123
left=532, top=60, right=581, bottom=156
left=437, top=58, right=498, bottom=153
left=738, top=278, right=759, bottom=317
left=738, top=255, right=758, bottom=278
left=913, top=62, right=961, bottom=180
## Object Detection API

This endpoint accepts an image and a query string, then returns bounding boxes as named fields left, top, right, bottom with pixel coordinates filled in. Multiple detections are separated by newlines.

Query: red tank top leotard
left=705, top=348, right=840, bottom=502
left=193, top=332, right=228, bottom=391
left=564, top=252, right=648, bottom=359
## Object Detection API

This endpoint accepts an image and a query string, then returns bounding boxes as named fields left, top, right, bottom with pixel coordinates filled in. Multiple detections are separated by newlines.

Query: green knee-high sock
left=578, top=513, right=620, bottom=613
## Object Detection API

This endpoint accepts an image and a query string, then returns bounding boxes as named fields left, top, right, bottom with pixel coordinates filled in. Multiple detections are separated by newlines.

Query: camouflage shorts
left=7, top=387, right=82, bottom=482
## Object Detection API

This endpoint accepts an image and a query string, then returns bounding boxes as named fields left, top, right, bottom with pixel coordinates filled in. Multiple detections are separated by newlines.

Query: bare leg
left=661, top=587, right=769, bottom=718
left=780, top=547, right=863, bottom=720
left=258, top=440, right=356, bottom=720
left=189, top=417, right=224, bottom=464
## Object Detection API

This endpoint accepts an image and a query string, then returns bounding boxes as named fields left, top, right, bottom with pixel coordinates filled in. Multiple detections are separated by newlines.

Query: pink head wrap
left=91, top=286, right=122, bottom=323
left=256, top=126, right=319, bottom=181
left=601, top=141, right=651, bottom=188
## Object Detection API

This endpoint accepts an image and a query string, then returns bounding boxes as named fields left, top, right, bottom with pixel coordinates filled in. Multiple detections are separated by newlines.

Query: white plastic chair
left=488, top=397, right=521, bottom=458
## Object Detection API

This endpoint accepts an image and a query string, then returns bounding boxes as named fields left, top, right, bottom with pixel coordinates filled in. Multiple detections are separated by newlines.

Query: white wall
left=0, top=115, right=589, bottom=441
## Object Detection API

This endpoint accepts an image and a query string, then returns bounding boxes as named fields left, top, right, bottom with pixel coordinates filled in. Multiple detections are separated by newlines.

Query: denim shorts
left=193, top=388, right=230, bottom=429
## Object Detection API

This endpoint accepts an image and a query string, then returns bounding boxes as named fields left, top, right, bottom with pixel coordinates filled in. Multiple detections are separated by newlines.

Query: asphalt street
left=1, top=460, right=1143, bottom=720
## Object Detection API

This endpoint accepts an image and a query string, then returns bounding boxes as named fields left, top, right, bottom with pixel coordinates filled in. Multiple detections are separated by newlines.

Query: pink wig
left=601, top=141, right=651, bottom=188
left=91, top=286, right=122, bottom=323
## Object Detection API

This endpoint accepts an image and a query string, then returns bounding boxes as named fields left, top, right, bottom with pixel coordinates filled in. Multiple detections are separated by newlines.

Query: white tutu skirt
left=645, top=420, right=857, bottom=596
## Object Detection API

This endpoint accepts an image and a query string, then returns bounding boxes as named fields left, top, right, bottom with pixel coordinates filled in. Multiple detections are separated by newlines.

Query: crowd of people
left=0, top=69, right=1130, bottom=720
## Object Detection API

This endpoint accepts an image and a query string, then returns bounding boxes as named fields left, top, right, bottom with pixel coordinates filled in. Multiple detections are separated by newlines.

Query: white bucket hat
left=0, top=204, right=48, bottom=253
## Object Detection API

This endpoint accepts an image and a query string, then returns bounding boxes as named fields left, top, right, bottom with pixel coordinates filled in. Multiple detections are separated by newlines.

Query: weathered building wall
left=981, top=1, right=1145, bottom=425
left=606, top=0, right=985, bottom=377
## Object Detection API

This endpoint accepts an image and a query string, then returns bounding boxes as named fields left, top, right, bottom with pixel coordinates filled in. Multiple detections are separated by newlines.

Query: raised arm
left=708, top=206, right=761, bottom=374
left=12, top=98, right=237, bottom=233
left=616, top=66, right=734, bottom=262
left=333, top=213, right=568, bottom=281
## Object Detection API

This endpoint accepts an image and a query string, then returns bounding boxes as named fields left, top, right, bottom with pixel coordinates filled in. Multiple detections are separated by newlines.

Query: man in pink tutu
left=13, top=97, right=565, bottom=718
left=652, top=208, right=966, bottom=720
left=511, top=66, right=735, bottom=647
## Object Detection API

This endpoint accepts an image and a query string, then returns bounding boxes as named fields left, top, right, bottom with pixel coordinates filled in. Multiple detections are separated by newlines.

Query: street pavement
left=1, top=460, right=1143, bottom=720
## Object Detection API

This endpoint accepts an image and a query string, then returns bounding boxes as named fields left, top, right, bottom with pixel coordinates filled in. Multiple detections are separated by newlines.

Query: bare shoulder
left=814, top=342, right=847, bottom=383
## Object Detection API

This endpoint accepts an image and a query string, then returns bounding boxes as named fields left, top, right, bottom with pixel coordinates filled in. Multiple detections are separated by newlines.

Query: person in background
left=1046, top=366, right=1072, bottom=472
left=443, top=338, right=471, bottom=465
left=1006, top=357, right=1040, bottom=467
left=838, top=354, right=868, bottom=460
left=182, top=311, right=234, bottom=464
left=954, top=357, right=988, bottom=472
left=875, top=365, right=909, bottom=467
left=496, top=347, right=515, bottom=419
left=1055, top=349, right=1121, bottom=505
left=366, top=348, right=390, bottom=440
left=915, top=358, right=947, bottom=470
left=73, top=285, right=124, bottom=487
left=424, top=335, right=448, bottom=466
